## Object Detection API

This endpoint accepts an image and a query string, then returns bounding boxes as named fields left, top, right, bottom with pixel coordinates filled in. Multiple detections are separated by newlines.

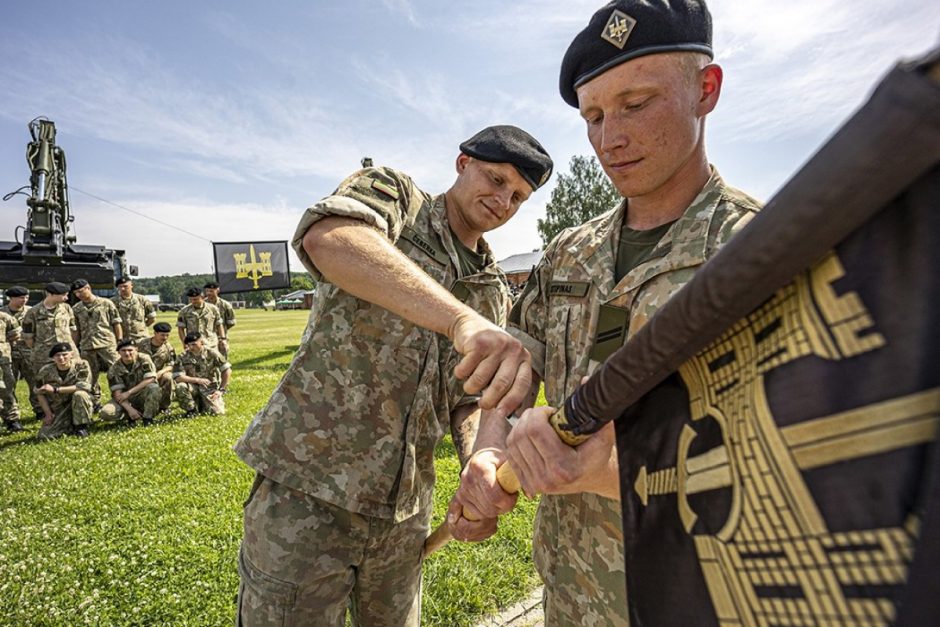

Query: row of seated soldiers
left=0, top=279, right=235, bottom=438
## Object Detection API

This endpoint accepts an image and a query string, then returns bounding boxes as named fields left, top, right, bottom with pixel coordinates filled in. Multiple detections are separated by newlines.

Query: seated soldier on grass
left=100, top=339, right=162, bottom=427
left=35, top=343, right=93, bottom=439
left=136, top=322, right=177, bottom=413
left=173, top=332, right=230, bottom=417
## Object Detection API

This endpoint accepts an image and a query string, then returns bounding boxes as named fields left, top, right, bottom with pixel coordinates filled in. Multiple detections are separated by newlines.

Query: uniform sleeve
left=507, top=244, right=556, bottom=379
left=21, top=308, right=35, bottom=338
left=172, top=358, right=185, bottom=379
left=291, top=167, right=419, bottom=281
left=4, top=315, right=19, bottom=342
left=107, top=363, right=124, bottom=391
left=67, top=306, right=77, bottom=332
left=142, top=297, right=156, bottom=323
left=74, top=361, right=93, bottom=392
left=224, top=302, right=236, bottom=328
left=176, top=309, right=186, bottom=329
left=108, top=300, right=121, bottom=327
left=140, top=356, right=156, bottom=379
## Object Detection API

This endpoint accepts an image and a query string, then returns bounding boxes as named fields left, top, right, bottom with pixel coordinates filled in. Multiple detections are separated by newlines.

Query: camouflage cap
left=559, top=0, right=713, bottom=107
left=459, top=125, right=553, bottom=190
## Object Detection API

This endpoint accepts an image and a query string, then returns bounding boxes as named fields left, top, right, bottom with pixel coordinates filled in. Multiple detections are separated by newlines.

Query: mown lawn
left=0, top=309, right=540, bottom=626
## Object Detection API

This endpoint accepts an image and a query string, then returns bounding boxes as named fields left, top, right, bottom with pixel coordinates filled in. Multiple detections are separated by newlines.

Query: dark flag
left=212, top=241, right=291, bottom=294
left=559, top=52, right=940, bottom=625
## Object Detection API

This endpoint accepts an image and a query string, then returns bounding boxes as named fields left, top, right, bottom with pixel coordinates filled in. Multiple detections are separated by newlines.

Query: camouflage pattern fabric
left=35, top=360, right=93, bottom=439
left=173, top=347, right=230, bottom=415
left=176, top=302, right=222, bottom=350
left=509, top=170, right=760, bottom=626
left=208, top=296, right=236, bottom=329
left=234, top=167, right=508, bottom=623
left=113, top=293, right=156, bottom=342
left=238, top=474, right=426, bottom=626
left=21, top=302, right=76, bottom=374
left=136, top=338, right=176, bottom=410
left=79, top=347, right=119, bottom=405
left=72, top=297, right=121, bottom=351
left=100, top=354, right=161, bottom=421
left=235, top=167, right=508, bottom=522
left=1, top=304, right=39, bottom=414
left=0, top=311, right=20, bottom=422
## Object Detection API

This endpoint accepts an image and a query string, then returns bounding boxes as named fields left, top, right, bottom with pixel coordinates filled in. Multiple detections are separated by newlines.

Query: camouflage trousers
left=155, top=371, right=174, bottom=411
left=80, top=346, right=119, bottom=405
left=176, top=382, right=225, bottom=415
left=237, top=474, right=427, bottom=627
left=100, top=382, right=162, bottom=422
left=0, top=358, right=20, bottom=423
left=11, top=350, right=40, bottom=415
left=37, top=391, right=93, bottom=439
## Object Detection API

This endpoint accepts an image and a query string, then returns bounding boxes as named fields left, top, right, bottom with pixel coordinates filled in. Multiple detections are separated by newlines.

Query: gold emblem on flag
left=601, top=10, right=636, bottom=50
left=234, top=244, right=274, bottom=290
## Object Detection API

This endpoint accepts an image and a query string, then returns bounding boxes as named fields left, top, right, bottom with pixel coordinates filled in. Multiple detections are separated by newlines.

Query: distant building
left=498, top=250, right=542, bottom=290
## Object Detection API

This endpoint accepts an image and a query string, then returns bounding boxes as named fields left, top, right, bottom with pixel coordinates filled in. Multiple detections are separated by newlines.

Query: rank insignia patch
left=602, top=10, right=637, bottom=50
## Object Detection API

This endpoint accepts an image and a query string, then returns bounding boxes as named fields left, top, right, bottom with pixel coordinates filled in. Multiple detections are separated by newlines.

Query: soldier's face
left=8, top=295, right=27, bottom=310
left=186, top=339, right=203, bottom=353
left=74, top=285, right=93, bottom=301
left=47, top=293, right=68, bottom=305
left=449, top=155, right=532, bottom=235
left=119, top=346, right=137, bottom=363
left=52, top=351, right=72, bottom=368
left=118, top=283, right=133, bottom=297
left=152, top=331, right=169, bottom=345
left=576, top=52, right=720, bottom=199
left=189, top=295, right=204, bottom=307
left=205, top=288, right=219, bottom=299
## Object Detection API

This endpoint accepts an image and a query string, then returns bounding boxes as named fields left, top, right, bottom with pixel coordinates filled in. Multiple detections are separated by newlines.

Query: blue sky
left=1, top=0, right=937, bottom=277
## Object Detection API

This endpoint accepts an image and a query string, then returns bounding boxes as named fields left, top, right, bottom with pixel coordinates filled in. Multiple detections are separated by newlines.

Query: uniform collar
left=430, top=194, right=503, bottom=281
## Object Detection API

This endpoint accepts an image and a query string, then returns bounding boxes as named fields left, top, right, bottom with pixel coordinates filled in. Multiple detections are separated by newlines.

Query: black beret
left=185, top=287, right=201, bottom=298
left=183, top=331, right=201, bottom=344
left=560, top=0, right=713, bottom=107
left=4, top=286, right=28, bottom=298
left=45, top=281, right=69, bottom=295
left=116, top=338, right=135, bottom=350
left=204, top=281, right=219, bottom=289
left=49, top=342, right=73, bottom=357
left=153, top=322, right=172, bottom=333
left=115, top=276, right=132, bottom=286
left=71, top=279, right=89, bottom=292
left=459, top=125, right=553, bottom=191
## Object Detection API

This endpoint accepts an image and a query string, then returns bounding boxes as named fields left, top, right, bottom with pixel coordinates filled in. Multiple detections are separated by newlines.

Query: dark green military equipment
left=0, top=118, right=136, bottom=295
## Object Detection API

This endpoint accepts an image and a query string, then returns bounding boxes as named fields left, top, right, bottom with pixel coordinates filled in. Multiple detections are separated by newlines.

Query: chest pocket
left=545, top=280, right=592, bottom=399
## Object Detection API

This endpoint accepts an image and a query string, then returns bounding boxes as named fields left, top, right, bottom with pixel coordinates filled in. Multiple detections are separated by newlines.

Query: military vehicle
left=0, top=118, right=136, bottom=294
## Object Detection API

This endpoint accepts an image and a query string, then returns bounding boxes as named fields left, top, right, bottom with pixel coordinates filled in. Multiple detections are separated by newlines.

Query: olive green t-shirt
left=615, top=219, right=676, bottom=283
left=450, top=228, right=487, bottom=278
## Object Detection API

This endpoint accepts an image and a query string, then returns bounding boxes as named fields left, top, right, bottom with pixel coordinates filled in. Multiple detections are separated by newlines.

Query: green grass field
left=0, top=309, right=541, bottom=626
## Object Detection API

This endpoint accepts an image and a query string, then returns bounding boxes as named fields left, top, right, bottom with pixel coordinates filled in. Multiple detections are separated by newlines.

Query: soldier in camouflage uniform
left=35, top=343, right=93, bottom=439
left=451, top=3, right=761, bottom=625
left=177, top=288, right=225, bottom=352
left=173, top=332, right=230, bottom=416
left=112, top=276, right=156, bottom=342
left=100, top=339, right=161, bottom=426
left=0, top=309, right=22, bottom=432
left=233, top=125, right=552, bottom=626
left=71, top=279, right=123, bottom=408
left=21, top=282, right=77, bottom=378
left=136, top=321, right=177, bottom=411
left=1, top=286, right=39, bottom=420
left=203, top=281, right=235, bottom=358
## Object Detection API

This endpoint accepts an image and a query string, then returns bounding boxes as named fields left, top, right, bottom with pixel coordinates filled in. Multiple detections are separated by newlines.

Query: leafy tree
left=537, top=155, right=620, bottom=246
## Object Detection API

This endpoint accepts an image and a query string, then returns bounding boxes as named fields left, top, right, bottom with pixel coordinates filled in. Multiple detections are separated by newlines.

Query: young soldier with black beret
left=100, top=338, right=161, bottom=426
left=234, top=125, right=552, bottom=625
left=203, top=282, right=235, bottom=358
left=71, top=278, right=123, bottom=410
left=113, top=276, right=156, bottom=343
left=35, top=343, right=93, bottom=439
left=1, top=286, right=41, bottom=419
left=21, top=282, right=77, bottom=379
left=452, top=2, right=762, bottom=624
left=173, top=331, right=230, bottom=417
left=136, top=321, right=177, bottom=412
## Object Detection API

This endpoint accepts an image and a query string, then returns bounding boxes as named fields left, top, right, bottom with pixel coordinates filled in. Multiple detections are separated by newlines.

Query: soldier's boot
left=71, top=391, right=94, bottom=436
left=176, top=383, right=197, bottom=416
left=141, top=383, right=161, bottom=425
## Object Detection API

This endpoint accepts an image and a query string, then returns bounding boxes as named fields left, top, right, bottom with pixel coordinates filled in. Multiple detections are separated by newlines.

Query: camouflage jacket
left=72, top=297, right=121, bottom=351
left=235, top=167, right=509, bottom=522
left=510, top=169, right=760, bottom=625
left=136, top=337, right=176, bottom=373
left=113, top=293, right=156, bottom=342
left=36, top=359, right=92, bottom=408
left=173, top=347, right=230, bottom=386
left=0, top=311, right=20, bottom=361
left=21, top=302, right=76, bottom=357
left=176, top=302, right=222, bottom=349
left=207, top=297, right=236, bottom=329
left=107, top=354, right=157, bottom=392
left=0, top=304, right=30, bottom=361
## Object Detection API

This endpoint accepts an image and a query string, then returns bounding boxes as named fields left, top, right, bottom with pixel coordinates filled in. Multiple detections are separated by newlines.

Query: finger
left=493, top=360, right=532, bottom=419
left=461, top=353, right=501, bottom=400
left=453, top=348, right=484, bottom=382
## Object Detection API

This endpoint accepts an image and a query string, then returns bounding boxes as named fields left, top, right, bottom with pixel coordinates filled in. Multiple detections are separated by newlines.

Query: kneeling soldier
left=174, top=332, right=230, bottom=416
left=136, top=322, right=177, bottom=412
left=71, top=278, right=122, bottom=409
left=101, top=339, right=161, bottom=426
left=35, top=343, right=93, bottom=439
